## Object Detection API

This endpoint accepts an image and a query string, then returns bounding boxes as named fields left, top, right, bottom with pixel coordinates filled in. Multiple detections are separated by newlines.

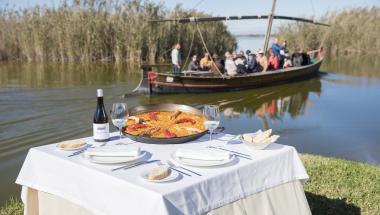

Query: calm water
left=1, top=37, right=380, bottom=205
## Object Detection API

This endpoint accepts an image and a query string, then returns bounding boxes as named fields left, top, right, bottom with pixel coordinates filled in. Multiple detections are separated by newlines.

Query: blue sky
left=2, top=0, right=379, bottom=34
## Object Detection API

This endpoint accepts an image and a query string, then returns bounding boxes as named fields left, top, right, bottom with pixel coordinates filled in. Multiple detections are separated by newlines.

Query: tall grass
left=276, top=7, right=380, bottom=56
left=0, top=0, right=236, bottom=64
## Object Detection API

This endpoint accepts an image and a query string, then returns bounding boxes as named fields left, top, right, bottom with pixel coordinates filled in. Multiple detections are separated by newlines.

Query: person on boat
left=232, top=51, right=237, bottom=60
left=224, top=52, right=237, bottom=76
left=283, top=52, right=293, bottom=68
left=301, top=49, right=311, bottom=66
left=200, top=53, right=213, bottom=71
left=171, top=43, right=181, bottom=74
left=271, top=37, right=282, bottom=57
left=267, top=49, right=279, bottom=71
left=210, top=53, right=224, bottom=74
left=247, top=53, right=258, bottom=73
left=256, top=49, right=268, bottom=72
left=246, top=50, right=251, bottom=58
left=282, top=40, right=288, bottom=52
left=292, top=48, right=303, bottom=67
left=239, top=50, right=247, bottom=64
left=187, top=54, right=199, bottom=71
left=234, top=54, right=246, bottom=74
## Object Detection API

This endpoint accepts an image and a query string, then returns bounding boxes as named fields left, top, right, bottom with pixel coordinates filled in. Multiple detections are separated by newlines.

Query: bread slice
left=57, top=142, right=85, bottom=149
left=148, top=166, right=169, bottom=180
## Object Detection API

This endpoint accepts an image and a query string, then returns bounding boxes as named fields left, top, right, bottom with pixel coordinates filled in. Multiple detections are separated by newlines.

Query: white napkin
left=175, top=149, right=230, bottom=161
left=242, top=129, right=280, bottom=144
left=84, top=145, right=140, bottom=157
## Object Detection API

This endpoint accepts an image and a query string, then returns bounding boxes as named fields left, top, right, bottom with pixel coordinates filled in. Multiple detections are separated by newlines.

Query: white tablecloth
left=16, top=133, right=309, bottom=215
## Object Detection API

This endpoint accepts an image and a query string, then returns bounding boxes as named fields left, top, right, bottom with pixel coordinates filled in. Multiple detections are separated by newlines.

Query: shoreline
left=2, top=154, right=379, bottom=215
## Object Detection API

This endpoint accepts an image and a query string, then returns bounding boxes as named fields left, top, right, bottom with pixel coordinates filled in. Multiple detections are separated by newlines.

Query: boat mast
left=263, top=0, right=277, bottom=53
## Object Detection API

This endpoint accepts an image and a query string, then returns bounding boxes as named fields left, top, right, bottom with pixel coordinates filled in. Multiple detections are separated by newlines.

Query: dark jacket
left=187, top=60, right=199, bottom=71
left=247, top=57, right=258, bottom=73
left=292, top=53, right=303, bottom=67
left=301, top=53, right=311, bottom=66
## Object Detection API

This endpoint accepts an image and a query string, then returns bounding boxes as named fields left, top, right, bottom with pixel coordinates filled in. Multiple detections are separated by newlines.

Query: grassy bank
left=1, top=154, right=379, bottom=215
left=0, top=0, right=236, bottom=63
left=276, top=7, right=380, bottom=56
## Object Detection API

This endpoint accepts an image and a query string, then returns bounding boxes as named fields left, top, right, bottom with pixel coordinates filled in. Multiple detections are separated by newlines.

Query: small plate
left=83, top=151, right=146, bottom=164
left=171, top=152, right=235, bottom=167
left=56, top=143, right=88, bottom=151
left=140, top=168, right=179, bottom=183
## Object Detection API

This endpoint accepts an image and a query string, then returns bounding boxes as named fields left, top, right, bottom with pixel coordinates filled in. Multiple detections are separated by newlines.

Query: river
left=0, top=36, right=380, bottom=205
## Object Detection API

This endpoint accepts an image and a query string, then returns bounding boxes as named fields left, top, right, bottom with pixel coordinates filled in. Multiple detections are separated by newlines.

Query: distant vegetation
left=276, top=7, right=380, bottom=56
left=0, top=0, right=236, bottom=63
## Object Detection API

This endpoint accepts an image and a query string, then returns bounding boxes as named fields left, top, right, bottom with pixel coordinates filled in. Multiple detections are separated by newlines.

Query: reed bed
left=276, top=7, right=380, bottom=56
left=0, top=0, right=236, bottom=64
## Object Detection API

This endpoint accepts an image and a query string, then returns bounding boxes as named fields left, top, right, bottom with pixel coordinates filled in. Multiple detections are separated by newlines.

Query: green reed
left=0, top=0, right=236, bottom=64
left=276, top=7, right=380, bottom=56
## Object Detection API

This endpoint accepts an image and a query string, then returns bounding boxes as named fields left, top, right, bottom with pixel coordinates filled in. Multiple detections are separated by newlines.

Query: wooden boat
left=133, top=53, right=323, bottom=95
left=131, top=0, right=328, bottom=95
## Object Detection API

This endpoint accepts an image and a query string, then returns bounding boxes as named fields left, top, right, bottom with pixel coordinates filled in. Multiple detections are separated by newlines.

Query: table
left=16, top=132, right=311, bottom=215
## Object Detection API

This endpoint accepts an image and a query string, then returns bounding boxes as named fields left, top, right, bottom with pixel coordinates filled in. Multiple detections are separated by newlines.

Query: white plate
left=141, top=168, right=179, bottom=183
left=56, top=143, right=88, bottom=151
left=171, top=152, right=235, bottom=167
left=83, top=151, right=147, bottom=164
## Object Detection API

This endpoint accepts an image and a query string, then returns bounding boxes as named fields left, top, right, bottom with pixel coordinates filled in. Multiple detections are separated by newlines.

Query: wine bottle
left=93, top=89, right=110, bottom=142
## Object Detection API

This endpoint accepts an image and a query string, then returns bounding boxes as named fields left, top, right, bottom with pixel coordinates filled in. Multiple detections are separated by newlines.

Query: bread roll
left=148, top=166, right=169, bottom=180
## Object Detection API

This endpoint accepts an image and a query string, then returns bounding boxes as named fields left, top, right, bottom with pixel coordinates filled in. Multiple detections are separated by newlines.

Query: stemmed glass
left=110, top=103, right=129, bottom=144
left=203, top=105, right=220, bottom=141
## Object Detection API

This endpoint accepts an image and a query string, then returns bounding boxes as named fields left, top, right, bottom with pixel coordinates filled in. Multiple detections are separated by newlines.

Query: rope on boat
left=195, top=23, right=225, bottom=79
left=181, top=28, right=196, bottom=71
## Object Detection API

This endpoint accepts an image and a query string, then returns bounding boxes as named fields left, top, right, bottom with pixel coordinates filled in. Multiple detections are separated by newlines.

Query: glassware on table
left=110, top=103, right=129, bottom=144
left=203, top=105, right=220, bottom=141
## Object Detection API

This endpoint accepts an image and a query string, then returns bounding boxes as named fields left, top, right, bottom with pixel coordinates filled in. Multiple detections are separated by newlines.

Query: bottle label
left=93, top=123, right=109, bottom=141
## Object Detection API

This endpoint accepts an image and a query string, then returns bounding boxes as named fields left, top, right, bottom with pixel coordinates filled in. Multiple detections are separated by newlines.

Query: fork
left=158, top=161, right=191, bottom=177
left=207, top=146, right=252, bottom=160
left=67, top=144, right=93, bottom=157
left=167, top=160, right=202, bottom=176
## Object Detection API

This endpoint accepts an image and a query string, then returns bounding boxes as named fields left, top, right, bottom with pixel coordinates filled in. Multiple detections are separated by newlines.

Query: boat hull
left=135, top=59, right=323, bottom=95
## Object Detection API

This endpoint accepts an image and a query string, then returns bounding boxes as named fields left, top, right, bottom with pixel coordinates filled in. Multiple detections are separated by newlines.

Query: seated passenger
left=200, top=53, right=213, bottom=71
left=232, top=51, right=237, bottom=60
left=283, top=53, right=293, bottom=68
left=224, top=52, right=237, bottom=76
left=246, top=53, right=258, bottom=73
left=292, top=48, right=303, bottom=67
left=301, top=49, right=311, bottom=66
left=239, top=50, right=247, bottom=64
left=210, top=53, right=224, bottom=74
left=187, top=54, right=199, bottom=71
left=267, top=50, right=279, bottom=71
left=234, top=54, right=246, bottom=74
left=256, top=49, right=268, bottom=72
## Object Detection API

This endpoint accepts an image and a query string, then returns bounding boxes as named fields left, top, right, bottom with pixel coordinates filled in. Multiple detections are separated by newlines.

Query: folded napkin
left=242, top=129, right=280, bottom=145
left=84, top=145, right=140, bottom=157
left=175, top=148, right=230, bottom=161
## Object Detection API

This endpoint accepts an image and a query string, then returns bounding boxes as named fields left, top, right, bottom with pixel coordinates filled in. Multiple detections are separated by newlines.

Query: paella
left=124, top=110, right=207, bottom=138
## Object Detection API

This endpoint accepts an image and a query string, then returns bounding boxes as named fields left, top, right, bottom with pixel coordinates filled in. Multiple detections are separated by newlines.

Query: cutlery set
left=207, top=146, right=252, bottom=160
left=66, top=139, right=253, bottom=179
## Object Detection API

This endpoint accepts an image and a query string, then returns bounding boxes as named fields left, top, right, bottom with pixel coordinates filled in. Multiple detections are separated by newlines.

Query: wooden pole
left=263, top=0, right=277, bottom=54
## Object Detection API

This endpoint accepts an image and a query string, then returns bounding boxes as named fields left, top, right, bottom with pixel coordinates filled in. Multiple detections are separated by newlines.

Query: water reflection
left=323, top=55, right=380, bottom=80
left=0, top=62, right=139, bottom=88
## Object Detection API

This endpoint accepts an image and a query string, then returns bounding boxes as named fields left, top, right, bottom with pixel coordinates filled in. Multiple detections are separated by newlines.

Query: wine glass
left=203, top=105, right=220, bottom=141
left=110, top=103, right=129, bottom=144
